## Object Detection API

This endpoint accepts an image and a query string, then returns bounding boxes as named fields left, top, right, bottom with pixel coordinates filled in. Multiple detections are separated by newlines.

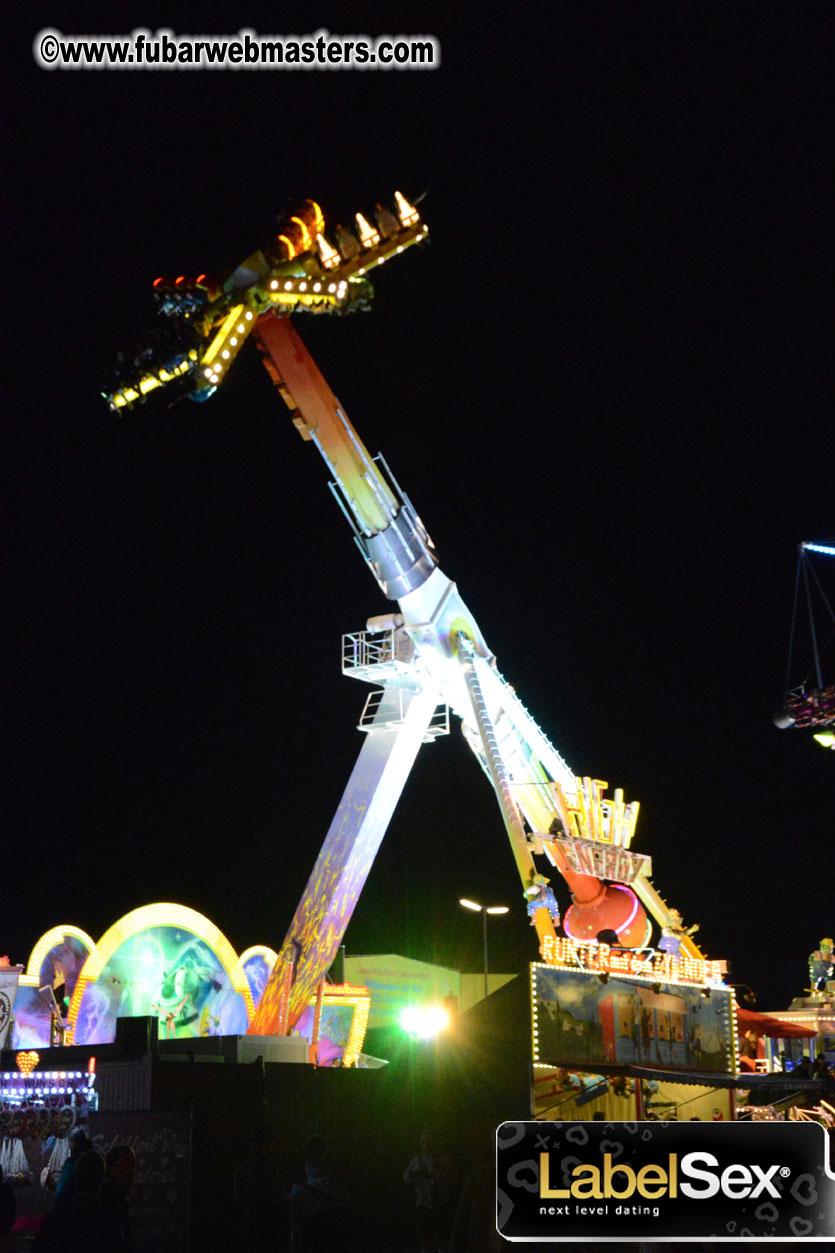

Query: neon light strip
left=315, top=988, right=371, bottom=1067
left=239, top=945, right=278, bottom=969
left=614, top=886, right=640, bottom=935
left=27, top=926, right=96, bottom=978
left=202, top=303, right=248, bottom=369
left=802, top=543, right=835, bottom=557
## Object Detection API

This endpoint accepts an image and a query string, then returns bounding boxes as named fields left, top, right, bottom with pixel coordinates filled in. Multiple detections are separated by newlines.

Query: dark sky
left=5, top=5, right=833, bottom=1013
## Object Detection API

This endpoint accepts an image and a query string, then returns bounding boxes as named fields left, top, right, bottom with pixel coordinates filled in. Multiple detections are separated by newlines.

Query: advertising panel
left=497, top=1120, right=835, bottom=1241
left=344, top=954, right=460, bottom=1029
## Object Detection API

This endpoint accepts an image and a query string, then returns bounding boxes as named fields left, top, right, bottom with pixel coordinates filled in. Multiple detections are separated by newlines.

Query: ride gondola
left=774, top=542, right=835, bottom=748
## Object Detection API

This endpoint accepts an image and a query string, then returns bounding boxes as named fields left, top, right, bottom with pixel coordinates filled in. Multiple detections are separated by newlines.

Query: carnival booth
left=736, top=1005, right=817, bottom=1073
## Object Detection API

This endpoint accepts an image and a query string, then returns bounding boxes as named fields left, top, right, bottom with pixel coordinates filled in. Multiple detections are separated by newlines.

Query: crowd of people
left=3, top=1080, right=834, bottom=1251
left=0, top=1130, right=135, bottom=1252
left=230, top=1123, right=503, bottom=1253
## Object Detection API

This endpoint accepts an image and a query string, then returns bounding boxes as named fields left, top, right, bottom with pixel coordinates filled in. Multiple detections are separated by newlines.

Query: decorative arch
left=67, top=903, right=255, bottom=1045
left=26, top=925, right=96, bottom=981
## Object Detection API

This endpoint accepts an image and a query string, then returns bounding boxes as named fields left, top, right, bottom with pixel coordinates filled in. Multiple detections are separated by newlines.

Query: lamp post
left=460, top=898, right=509, bottom=999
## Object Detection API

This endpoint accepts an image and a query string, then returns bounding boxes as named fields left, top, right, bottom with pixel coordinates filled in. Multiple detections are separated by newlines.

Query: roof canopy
left=736, top=1006, right=817, bottom=1038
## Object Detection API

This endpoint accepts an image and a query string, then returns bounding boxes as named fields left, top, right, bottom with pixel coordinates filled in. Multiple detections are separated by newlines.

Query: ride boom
left=105, top=193, right=705, bottom=1041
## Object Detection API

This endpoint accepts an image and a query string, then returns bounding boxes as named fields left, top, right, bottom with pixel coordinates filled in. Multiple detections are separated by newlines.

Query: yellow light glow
left=537, top=939, right=726, bottom=990
left=316, top=233, right=341, bottom=270
left=354, top=213, right=381, bottom=249
left=27, top=925, right=96, bottom=979
left=290, top=216, right=312, bottom=252
left=400, top=1004, right=449, bottom=1039
left=312, top=985, right=371, bottom=1067
left=202, top=303, right=247, bottom=369
left=16, top=1051, right=39, bottom=1075
left=394, top=191, right=420, bottom=227
left=309, top=200, right=325, bottom=235
left=278, top=234, right=296, bottom=259
left=239, top=945, right=279, bottom=969
left=552, top=777, right=639, bottom=848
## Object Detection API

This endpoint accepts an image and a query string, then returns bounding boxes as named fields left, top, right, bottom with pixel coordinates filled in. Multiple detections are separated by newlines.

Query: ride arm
left=254, top=312, right=437, bottom=600
left=248, top=680, right=441, bottom=1035
left=254, top=315, right=663, bottom=960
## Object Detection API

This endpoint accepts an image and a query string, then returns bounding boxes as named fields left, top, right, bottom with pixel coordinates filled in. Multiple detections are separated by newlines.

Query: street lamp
left=460, top=898, right=509, bottom=999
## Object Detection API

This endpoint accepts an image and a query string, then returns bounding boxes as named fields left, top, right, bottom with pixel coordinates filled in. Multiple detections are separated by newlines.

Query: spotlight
left=399, top=1005, right=450, bottom=1040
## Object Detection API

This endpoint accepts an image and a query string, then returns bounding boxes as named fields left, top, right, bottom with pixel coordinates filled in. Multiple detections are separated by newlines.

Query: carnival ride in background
left=100, top=192, right=716, bottom=1041
left=2, top=912, right=369, bottom=1065
left=774, top=541, right=835, bottom=749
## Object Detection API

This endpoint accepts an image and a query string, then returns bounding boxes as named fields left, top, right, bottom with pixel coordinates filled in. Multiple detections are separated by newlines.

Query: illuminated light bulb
left=245, top=311, right=253, bottom=320
left=270, top=280, right=278, bottom=290
left=204, top=368, right=213, bottom=378
left=299, top=282, right=307, bottom=292
left=230, top=337, right=238, bottom=346
left=328, top=283, right=336, bottom=293
left=221, top=350, right=230, bottom=359
left=313, top=282, right=321, bottom=292
left=354, top=213, right=380, bottom=248
left=394, top=191, right=420, bottom=227
left=237, top=324, right=245, bottom=333
left=284, top=281, right=293, bottom=291
left=316, top=232, right=341, bottom=270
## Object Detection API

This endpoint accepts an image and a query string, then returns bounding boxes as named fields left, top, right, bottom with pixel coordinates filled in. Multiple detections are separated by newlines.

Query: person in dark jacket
left=33, top=1150, right=111, bottom=1252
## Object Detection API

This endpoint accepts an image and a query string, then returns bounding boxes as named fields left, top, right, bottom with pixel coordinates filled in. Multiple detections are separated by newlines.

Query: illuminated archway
left=67, top=904, right=255, bottom=1045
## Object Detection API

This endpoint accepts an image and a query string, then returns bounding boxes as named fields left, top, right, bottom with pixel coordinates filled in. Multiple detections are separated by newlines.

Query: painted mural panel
left=73, top=926, right=249, bottom=1045
left=242, top=952, right=275, bottom=1006
left=533, top=967, right=734, bottom=1073
left=295, top=1002, right=356, bottom=1066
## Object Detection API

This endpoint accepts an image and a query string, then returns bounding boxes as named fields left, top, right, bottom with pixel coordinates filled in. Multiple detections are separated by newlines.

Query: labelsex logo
left=540, top=1151, right=783, bottom=1201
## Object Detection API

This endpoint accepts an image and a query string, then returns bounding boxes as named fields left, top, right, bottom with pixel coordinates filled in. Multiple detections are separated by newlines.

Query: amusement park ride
left=774, top=541, right=835, bottom=750
left=104, top=194, right=715, bottom=1041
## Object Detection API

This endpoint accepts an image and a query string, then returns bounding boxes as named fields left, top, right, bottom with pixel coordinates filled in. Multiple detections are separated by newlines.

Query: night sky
left=5, top=6, right=833, bottom=1014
